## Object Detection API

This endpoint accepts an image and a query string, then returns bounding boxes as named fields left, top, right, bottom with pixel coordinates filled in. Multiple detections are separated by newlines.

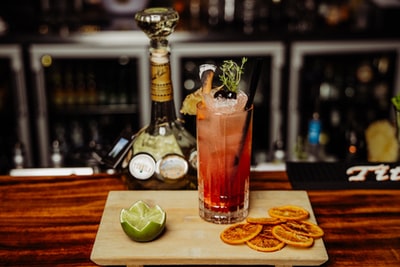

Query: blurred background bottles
left=0, top=0, right=399, bottom=174
left=41, top=56, right=140, bottom=168
left=295, top=52, right=395, bottom=162
left=47, top=59, right=135, bottom=107
left=1, top=0, right=397, bottom=35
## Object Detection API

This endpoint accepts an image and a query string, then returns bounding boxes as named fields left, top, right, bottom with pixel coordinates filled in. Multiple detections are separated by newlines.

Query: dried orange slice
left=220, top=223, right=263, bottom=245
left=281, top=220, right=324, bottom=238
left=272, top=225, right=314, bottom=248
left=268, top=205, right=309, bottom=221
left=246, top=225, right=285, bottom=252
left=246, top=217, right=284, bottom=225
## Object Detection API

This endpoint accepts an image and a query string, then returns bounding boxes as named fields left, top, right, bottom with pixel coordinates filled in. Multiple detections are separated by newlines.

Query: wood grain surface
left=91, top=190, right=327, bottom=266
left=0, top=171, right=399, bottom=266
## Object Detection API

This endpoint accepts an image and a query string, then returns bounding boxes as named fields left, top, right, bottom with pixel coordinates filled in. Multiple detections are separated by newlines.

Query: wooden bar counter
left=0, top=171, right=399, bottom=266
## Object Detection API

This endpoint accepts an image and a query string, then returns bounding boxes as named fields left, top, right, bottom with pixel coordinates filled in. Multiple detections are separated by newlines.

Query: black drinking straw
left=235, top=58, right=263, bottom=165
left=245, top=57, right=263, bottom=110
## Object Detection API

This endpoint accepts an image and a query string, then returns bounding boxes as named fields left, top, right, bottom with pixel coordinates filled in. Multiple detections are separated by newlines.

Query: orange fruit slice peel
left=268, top=205, right=310, bottom=221
left=220, top=223, right=263, bottom=245
left=272, top=225, right=314, bottom=248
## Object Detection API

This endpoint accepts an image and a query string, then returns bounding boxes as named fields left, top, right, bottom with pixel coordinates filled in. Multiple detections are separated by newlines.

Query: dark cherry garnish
left=214, top=89, right=237, bottom=99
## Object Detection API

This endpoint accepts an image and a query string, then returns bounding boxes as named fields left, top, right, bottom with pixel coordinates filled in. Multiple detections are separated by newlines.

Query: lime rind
left=120, top=200, right=166, bottom=242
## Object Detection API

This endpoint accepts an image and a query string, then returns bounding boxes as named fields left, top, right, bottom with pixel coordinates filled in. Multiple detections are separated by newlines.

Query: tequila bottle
left=122, top=7, right=197, bottom=190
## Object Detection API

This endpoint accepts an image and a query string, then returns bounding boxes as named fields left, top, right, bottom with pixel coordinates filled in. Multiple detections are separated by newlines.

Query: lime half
left=120, top=200, right=166, bottom=242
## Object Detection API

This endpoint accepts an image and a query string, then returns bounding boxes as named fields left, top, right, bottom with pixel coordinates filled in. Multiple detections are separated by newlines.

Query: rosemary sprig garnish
left=219, top=57, right=247, bottom=93
left=392, top=94, right=400, bottom=111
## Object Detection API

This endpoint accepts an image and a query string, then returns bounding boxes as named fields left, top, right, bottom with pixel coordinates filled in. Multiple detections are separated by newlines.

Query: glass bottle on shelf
left=121, top=7, right=197, bottom=190
left=306, top=111, right=321, bottom=161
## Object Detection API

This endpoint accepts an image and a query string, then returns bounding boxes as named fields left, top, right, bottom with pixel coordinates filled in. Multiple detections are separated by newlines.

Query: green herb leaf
left=392, top=94, right=400, bottom=111
left=219, top=57, right=247, bottom=93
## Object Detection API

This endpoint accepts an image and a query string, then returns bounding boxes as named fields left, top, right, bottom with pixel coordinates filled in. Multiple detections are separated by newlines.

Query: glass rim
left=196, top=101, right=253, bottom=116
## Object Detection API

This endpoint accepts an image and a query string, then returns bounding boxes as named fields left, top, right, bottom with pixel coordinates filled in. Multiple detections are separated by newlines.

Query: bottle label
left=129, top=153, right=156, bottom=180
left=157, top=154, right=189, bottom=180
left=151, top=62, right=173, bottom=102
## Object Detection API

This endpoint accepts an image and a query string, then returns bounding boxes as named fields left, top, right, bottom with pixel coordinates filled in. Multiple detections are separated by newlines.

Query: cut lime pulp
left=120, top=200, right=166, bottom=242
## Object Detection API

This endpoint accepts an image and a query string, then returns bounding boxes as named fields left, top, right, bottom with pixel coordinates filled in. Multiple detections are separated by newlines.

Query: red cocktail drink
left=197, top=99, right=253, bottom=224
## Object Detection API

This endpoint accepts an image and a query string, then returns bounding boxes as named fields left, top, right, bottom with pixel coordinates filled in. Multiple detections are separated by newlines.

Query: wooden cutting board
left=91, top=190, right=328, bottom=267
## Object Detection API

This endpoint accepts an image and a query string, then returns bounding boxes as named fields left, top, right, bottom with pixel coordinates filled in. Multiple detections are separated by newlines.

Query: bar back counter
left=1, top=171, right=399, bottom=266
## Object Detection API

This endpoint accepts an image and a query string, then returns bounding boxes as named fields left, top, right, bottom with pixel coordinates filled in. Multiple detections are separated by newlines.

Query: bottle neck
left=149, top=47, right=177, bottom=125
